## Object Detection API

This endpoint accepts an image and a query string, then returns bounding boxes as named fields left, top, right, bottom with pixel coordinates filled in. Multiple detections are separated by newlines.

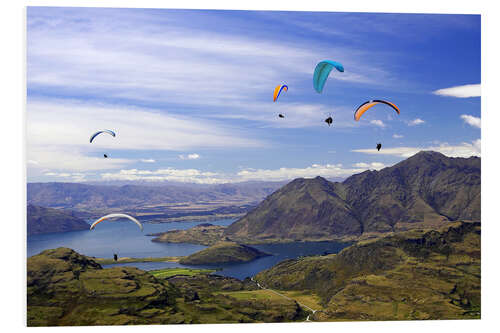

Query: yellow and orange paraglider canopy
left=354, top=100, right=400, bottom=121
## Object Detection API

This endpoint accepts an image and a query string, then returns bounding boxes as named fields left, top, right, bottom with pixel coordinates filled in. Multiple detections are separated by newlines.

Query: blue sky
left=26, top=7, right=481, bottom=183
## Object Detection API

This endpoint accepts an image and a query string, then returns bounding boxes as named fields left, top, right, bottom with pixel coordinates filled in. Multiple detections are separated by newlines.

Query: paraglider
left=89, top=213, right=143, bottom=231
left=376, top=143, right=382, bottom=151
left=103, top=154, right=108, bottom=158
left=325, top=116, right=333, bottom=126
left=273, top=84, right=288, bottom=102
left=313, top=60, right=344, bottom=93
left=113, top=253, right=118, bottom=261
left=89, top=130, right=116, bottom=143
left=354, top=100, right=400, bottom=121
left=278, top=114, right=285, bottom=118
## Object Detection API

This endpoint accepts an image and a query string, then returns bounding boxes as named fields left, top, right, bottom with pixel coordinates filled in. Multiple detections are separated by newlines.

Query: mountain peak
left=226, top=151, right=480, bottom=242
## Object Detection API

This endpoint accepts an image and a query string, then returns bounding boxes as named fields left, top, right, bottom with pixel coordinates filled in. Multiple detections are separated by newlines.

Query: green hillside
left=255, top=221, right=480, bottom=321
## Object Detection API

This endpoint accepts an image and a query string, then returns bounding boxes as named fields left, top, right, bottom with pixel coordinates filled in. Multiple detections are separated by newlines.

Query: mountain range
left=225, top=151, right=480, bottom=242
left=27, top=181, right=284, bottom=213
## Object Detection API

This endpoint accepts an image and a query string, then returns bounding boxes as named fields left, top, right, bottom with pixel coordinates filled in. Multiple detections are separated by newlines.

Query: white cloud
left=179, top=153, right=200, bottom=160
left=460, top=114, right=481, bottom=128
left=352, top=139, right=481, bottom=158
left=370, top=119, right=385, bottom=127
left=140, top=159, right=156, bottom=163
left=236, top=162, right=387, bottom=182
left=43, top=171, right=87, bottom=182
left=99, top=161, right=389, bottom=184
left=101, top=168, right=228, bottom=184
left=433, top=84, right=481, bottom=98
left=392, top=134, right=404, bottom=139
left=352, top=162, right=386, bottom=170
left=408, top=118, right=425, bottom=126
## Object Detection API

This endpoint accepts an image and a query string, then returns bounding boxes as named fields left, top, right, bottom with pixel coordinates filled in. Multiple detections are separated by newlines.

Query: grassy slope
left=149, top=268, right=215, bottom=278
left=255, top=221, right=480, bottom=321
left=27, top=248, right=306, bottom=326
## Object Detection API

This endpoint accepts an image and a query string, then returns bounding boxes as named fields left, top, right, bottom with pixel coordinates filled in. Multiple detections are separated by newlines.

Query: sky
left=26, top=7, right=481, bottom=184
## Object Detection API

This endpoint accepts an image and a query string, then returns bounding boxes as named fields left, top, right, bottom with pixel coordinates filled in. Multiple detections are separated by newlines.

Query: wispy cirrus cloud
left=433, top=84, right=480, bottom=98
left=27, top=99, right=263, bottom=152
left=460, top=114, right=481, bottom=128
left=26, top=99, right=263, bottom=176
left=393, top=134, right=403, bottom=139
left=352, top=139, right=480, bottom=158
left=28, top=147, right=133, bottom=172
left=27, top=7, right=403, bottom=128
left=140, top=159, right=156, bottom=163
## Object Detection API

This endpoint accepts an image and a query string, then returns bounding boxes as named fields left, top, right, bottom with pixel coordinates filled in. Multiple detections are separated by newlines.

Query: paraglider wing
left=89, top=130, right=116, bottom=143
left=273, top=84, right=288, bottom=102
left=313, top=60, right=344, bottom=93
left=90, top=213, right=143, bottom=231
left=325, top=116, right=333, bottom=126
left=278, top=114, right=285, bottom=118
left=376, top=143, right=382, bottom=151
left=354, top=100, right=400, bottom=121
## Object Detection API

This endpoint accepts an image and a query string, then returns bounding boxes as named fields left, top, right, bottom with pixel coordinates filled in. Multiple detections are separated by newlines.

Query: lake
left=27, top=218, right=351, bottom=280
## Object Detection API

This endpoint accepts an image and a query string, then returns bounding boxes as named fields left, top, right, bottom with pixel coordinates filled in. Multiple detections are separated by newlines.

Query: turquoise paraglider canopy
left=313, top=60, right=344, bottom=93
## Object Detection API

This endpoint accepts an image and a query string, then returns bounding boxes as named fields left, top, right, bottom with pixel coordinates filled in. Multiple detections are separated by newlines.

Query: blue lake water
left=27, top=218, right=351, bottom=280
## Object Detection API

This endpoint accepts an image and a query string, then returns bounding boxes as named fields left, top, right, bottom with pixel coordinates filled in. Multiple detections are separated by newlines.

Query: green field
left=216, top=289, right=291, bottom=302
left=149, top=267, right=216, bottom=278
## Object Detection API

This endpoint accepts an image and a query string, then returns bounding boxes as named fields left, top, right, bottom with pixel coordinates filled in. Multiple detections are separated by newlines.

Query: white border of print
left=2, top=1, right=497, bottom=333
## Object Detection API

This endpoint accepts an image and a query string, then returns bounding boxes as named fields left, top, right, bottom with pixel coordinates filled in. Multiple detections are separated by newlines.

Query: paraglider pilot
left=114, top=253, right=118, bottom=262
left=376, top=143, right=382, bottom=151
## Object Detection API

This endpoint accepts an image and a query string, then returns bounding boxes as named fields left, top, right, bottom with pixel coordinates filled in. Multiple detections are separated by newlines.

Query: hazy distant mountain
left=27, top=181, right=285, bottom=212
left=225, top=151, right=480, bottom=242
left=27, top=204, right=89, bottom=235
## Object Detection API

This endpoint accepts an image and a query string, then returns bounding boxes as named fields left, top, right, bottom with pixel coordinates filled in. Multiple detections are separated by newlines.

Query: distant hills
left=27, top=181, right=284, bottom=212
left=225, top=151, right=480, bottom=242
left=27, top=204, right=89, bottom=236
